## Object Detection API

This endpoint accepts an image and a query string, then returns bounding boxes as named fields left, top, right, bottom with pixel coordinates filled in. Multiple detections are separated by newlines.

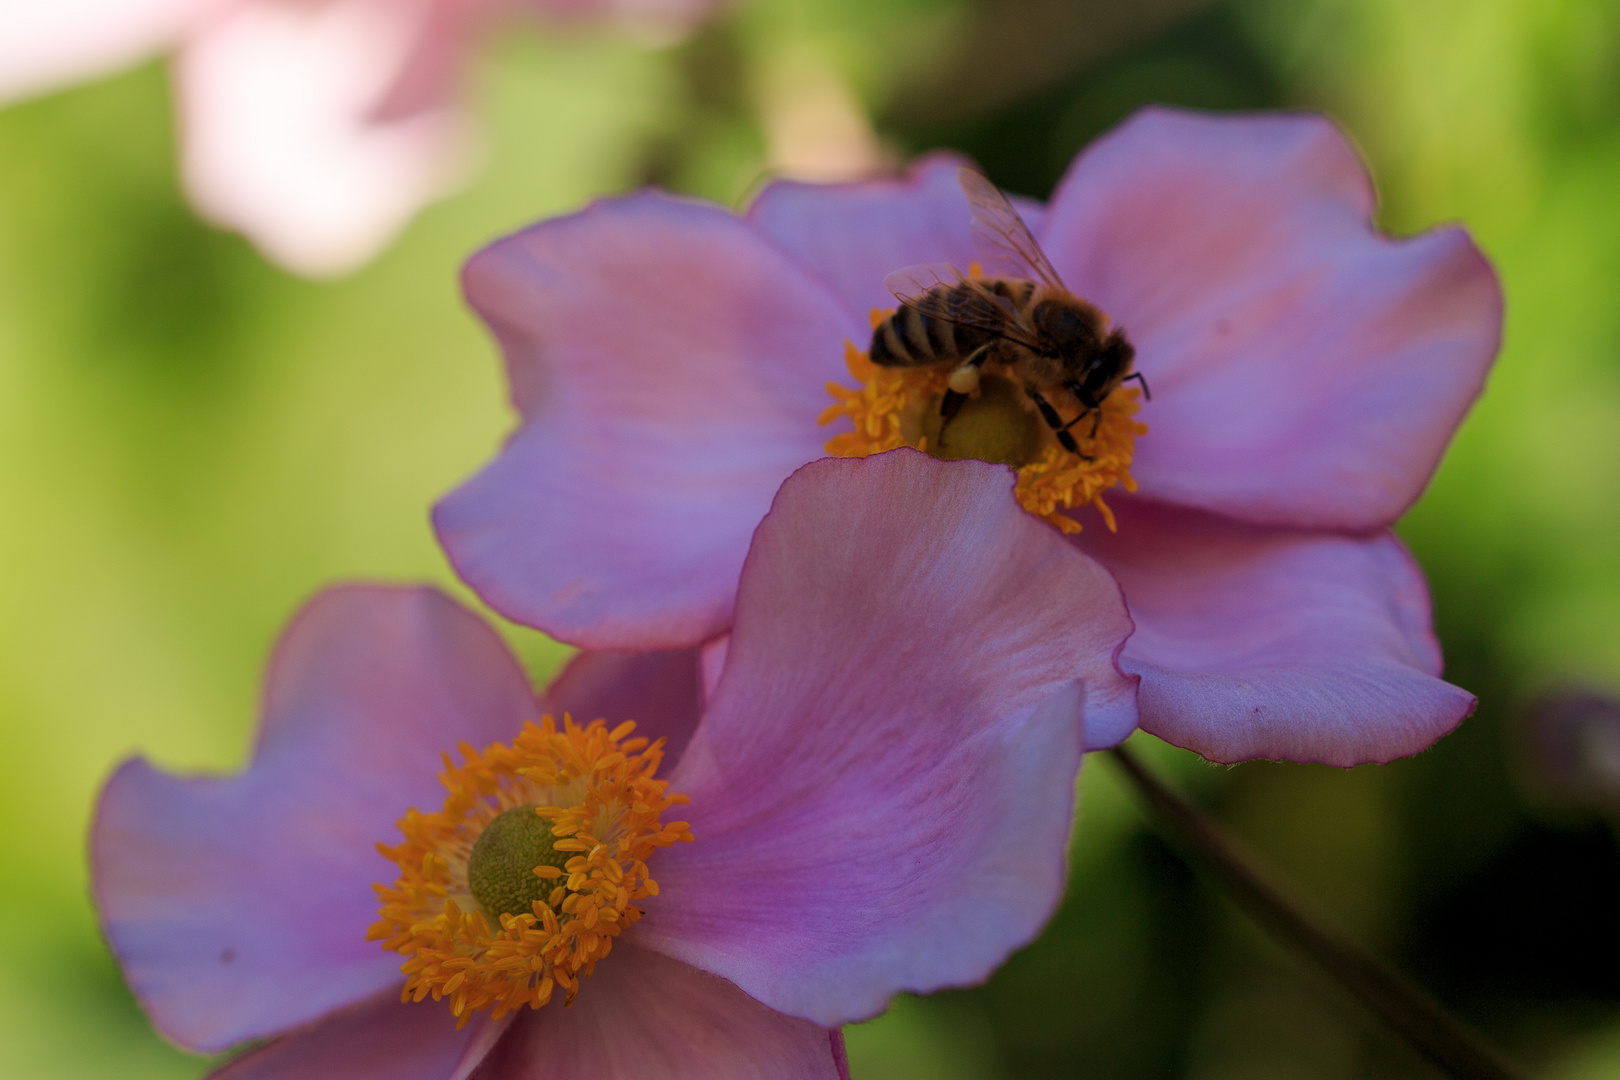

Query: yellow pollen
left=819, top=313, right=1147, bottom=534
left=368, top=715, right=693, bottom=1023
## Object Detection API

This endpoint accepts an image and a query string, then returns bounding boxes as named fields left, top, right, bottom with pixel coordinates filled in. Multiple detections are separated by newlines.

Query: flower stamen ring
left=369, top=716, right=693, bottom=1022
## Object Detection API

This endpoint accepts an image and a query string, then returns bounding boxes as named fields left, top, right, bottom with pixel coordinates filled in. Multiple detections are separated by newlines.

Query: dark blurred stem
left=1107, top=746, right=1529, bottom=1080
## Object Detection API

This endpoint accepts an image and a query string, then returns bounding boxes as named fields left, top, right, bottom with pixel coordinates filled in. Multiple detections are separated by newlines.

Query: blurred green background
left=3, top=0, right=1619, bottom=1077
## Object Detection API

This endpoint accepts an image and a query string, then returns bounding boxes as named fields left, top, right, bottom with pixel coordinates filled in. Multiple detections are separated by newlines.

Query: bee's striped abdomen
left=870, top=282, right=1002, bottom=368
left=872, top=292, right=948, bottom=367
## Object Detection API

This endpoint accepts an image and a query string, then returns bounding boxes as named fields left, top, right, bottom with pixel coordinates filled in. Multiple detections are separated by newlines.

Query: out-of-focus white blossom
left=0, top=0, right=719, bottom=276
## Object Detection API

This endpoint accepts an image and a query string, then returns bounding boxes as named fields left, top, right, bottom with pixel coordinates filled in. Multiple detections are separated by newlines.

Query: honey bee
left=869, top=167, right=1149, bottom=456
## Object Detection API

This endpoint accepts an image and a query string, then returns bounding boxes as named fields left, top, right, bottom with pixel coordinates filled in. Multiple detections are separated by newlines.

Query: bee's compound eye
left=947, top=364, right=981, bottom=394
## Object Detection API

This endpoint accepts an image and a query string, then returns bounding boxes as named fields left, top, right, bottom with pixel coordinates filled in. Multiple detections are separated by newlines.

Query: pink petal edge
left=747, top=151, right=980, bottom=325
left=637, top=451, right=1137, bottom=1026
left=543, top=646, right=705, bottom=767
left=204, top=990, right=507, bottom=1080
left=1078, top=496, right=1475, bottom=765
left=1041, top=106, right=1502, bottom=531
left=476, top=945, right=842, bottom=1080
left=92, top=584, right=539, bottom=1052
left=435, top=189, right=859, bottom=650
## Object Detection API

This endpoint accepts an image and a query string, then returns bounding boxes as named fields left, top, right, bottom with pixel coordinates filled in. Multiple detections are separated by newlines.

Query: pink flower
left=435, top=107, right=1503, bottom=768
left=92, top=453, right=1136, bottom=1079
left=0, top=0, right=715, bottom=275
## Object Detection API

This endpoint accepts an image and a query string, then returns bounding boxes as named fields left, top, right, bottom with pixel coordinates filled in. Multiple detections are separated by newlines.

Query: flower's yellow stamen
left=369, top=715, right=692, bottom=1023
left=820, top=315, right=1146, bottom=535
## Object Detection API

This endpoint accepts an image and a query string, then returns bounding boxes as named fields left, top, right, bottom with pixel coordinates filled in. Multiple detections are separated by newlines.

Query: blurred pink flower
left=92, top=453, right=1136, bottom=1079
left=0, top=0, right=716, bottom=275
left=435, top=107, right=1504, bottom=767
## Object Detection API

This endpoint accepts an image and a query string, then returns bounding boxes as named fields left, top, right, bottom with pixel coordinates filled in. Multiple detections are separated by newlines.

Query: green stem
left=1106, top=745, right=1528, bottom=1080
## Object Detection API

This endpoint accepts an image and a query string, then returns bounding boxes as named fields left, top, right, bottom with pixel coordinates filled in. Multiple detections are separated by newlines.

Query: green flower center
left=919, top=374, right=1044, bottom=468
left=467, top=805, right=571, bottom=921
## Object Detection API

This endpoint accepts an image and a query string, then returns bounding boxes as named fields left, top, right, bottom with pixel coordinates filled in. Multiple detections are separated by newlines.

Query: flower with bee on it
left=435, top=106, right=1503, bottom=767
left=868, top=168, right=1148, bottom=462
left=845, top=167, right=1154, bottom=530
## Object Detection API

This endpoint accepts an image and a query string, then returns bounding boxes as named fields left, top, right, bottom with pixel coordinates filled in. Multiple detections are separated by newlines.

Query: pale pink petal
left=746, top=152, right=983, bottom=325
left=434, top=191, right=859, bottom=649
left=543, top=647, right=704, bottom=765
left=699, top=635, right=728, bottom=699
left=206, top=991, right=505, bottom=1080
left=91, top=585, right=539, bottom=1052
left=177, top=0, right=474, bottom=276
left=366, top=0, right=484, bottom=122
left=637, top=451, right=1137, bottom=1026
left=478, top=946, right=841, bottom=1080
left=1040, top=107, right=1501, bottom=530
left=0, top=0, right=216, bottom=101
left=1078, top=497, right=1475, bottom=766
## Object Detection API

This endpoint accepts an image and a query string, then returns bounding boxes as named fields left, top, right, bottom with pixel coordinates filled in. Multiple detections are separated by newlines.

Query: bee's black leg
left=1055, top=379, right=1104, bottom=441
left=1030, top=388, right=1092, bottom=460
left=1122, top=371, right=1152, bottom=400
left=935, top=344, right=996, bottom=447
left=1062, top=379, right=1102, bottom=414
left=932, top=390, right=964, bottom=450
left=1054, top=407, right=1099, bottom=436
left=1028, top=387, right=1065, bottom=430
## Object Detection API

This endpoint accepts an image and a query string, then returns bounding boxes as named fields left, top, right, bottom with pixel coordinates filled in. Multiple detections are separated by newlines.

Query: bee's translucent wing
left=883, top=263, right=1040, bottom=347
left=883, top=263, right=962, bottom=304
left=958, top=167, right=1065, bottom=290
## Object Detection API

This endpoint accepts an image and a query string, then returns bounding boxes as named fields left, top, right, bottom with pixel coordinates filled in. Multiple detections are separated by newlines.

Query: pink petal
left=747, top=152, right=985, bottom=325
left=434, top=191, right=859, bottom=649
left=700, top=635, right=729, bottom=699
left=177, top=0, right=474, bottom=276
left=0, top=0, right=215, bottom=102
left=477, top=946, right=841, bottom=1079
left=636, top=451, right=1137, bottom=1026
left=543, top=647, right=705, bottom=766
left=206, top=990, right=505, bottom=1080
left=1040, top=107, right=1502, bottom=530
left=91, top=585, right=540, bottom=1053
left=365, top=0, right=481, bottom=123
left=1077, top=497, right=1475, bottom=766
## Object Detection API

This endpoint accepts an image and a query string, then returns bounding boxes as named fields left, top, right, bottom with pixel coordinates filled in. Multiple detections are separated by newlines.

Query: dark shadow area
left=954, top=831, right=1212, bottom=1079
left=883, top=2, right=1286, bottom=198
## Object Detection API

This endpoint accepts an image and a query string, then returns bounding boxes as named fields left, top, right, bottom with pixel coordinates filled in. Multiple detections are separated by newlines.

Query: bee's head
left=1031, top=298, right=1100, bottom=356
